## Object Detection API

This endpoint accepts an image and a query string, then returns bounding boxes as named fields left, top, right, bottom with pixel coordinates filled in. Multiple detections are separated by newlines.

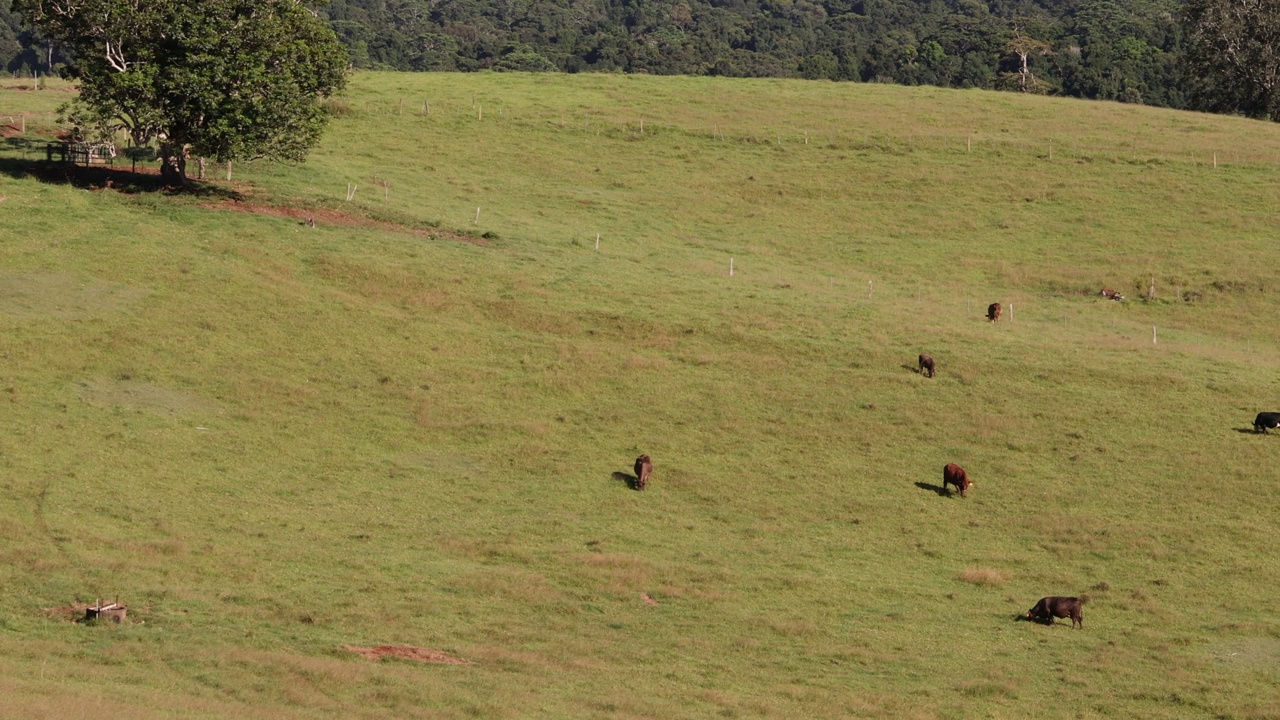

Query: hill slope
left=1, top=72, right=1279, bottom=719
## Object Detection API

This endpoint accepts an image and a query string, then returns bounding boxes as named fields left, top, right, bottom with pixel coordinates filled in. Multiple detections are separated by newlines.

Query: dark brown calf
left=1026, top=596, right=1084, bottom=629
left=918, top=354, right=935, bottom=378
left=942, top=463, right=972, bottom=497
left=987, top=302, right=1002, bottom=322
left=634, top=454, right=653, bottom=491
left=1100, top=288, right=1124, bottom=301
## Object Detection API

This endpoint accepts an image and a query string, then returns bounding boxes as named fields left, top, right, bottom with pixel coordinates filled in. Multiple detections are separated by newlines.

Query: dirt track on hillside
left=203, top=198, right=489, bottom=246
left=342, top=645, right=474, bottom=664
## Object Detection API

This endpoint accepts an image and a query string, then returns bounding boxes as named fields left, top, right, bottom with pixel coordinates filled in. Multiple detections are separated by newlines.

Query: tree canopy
left=314, top=0, right=1187, bottom=108
left=9, top=0, right=1274, bottom=122
left=1182, top=0, right=1280, bottom=121
left=15, top=0, right=349, bottom=182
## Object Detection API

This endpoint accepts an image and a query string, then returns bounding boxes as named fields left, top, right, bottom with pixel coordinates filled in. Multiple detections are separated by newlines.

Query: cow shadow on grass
left=1015, top=614, right=1065, bottom=627
left=1235, top=427, right=1267, bottom=434
left=612, top=471, right=641, bottom=491
left=0, top=156, right=243, bottom=200
left=914, top=481, right=952, bottom=497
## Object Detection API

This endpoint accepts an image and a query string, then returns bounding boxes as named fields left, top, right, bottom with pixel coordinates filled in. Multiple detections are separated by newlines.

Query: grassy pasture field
left=1, top=71, right=1280, bottom=718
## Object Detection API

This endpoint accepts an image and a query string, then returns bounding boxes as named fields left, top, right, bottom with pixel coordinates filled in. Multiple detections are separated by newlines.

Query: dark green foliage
left=2, top=0, right=1201, bottom=112
left=1182, top=0, right=1280, bottom=121
left=315, top=0, right=1189, bottom=107
left=13, top=0, right=348, bottom=182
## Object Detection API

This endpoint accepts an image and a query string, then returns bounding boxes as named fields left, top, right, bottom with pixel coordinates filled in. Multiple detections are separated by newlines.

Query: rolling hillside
left=1, top=71, right=1279, bottom=719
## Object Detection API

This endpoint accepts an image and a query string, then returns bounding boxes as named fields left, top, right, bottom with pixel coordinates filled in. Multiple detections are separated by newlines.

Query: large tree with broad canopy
left=16, top=0, right=348, bottom=183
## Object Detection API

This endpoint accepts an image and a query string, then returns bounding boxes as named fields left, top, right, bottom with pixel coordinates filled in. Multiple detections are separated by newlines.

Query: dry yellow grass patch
left=956, top=567, right=1008, bottom=586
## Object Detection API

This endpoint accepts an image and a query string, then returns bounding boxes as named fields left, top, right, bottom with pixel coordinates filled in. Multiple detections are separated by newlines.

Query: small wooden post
left=640, top=119, right=644, bottom=134
left=1048, top=140, right=1053, bottom=160
left=1213, top=152, right=1217, bottom=169
left=595, top=233, right=600, bottom=251
left=225, top=161, right=232, bottom=181
left=1153, top=326, right=1157, bottom=345
left=1009, top=303, right=1014, bottom=322
left=477, top=105, right=482, bottom=121
left=967, top=136, right=971, bottom=153
left=868, top=280, right=873, bottom=299
left=729, top=258, right=734, bottom=277
left=474, top=207, right=481, bottom=224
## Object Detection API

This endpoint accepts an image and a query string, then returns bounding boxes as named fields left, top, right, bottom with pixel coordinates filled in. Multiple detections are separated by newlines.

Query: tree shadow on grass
left=0, top=155, right=244, bottom=200
left=914, top=481, right=952, bottom=497
left=612, top=471, right=641, bottom=491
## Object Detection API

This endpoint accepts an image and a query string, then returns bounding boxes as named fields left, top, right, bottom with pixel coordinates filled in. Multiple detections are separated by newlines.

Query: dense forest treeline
left=1, top=0, right=1187, bottom=108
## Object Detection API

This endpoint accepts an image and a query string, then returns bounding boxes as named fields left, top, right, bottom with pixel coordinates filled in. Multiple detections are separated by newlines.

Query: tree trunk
left=159, top=142, right=187, bottom=185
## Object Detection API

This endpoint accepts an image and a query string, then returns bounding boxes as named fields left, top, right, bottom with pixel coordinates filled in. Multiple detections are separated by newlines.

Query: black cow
left=1254, top=412, right=1280, bottom=434
left=919, top=354, right=936, bottom=378
left=1026, top=596, right=1084, bottom=629
left=634, top=454, right=653, bottom=491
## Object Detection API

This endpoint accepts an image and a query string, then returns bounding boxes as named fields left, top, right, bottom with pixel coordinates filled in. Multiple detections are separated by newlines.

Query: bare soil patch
left=43, top=604, right=88, bottom=621
left=205, top=198, right=489, bottom=246
left=75, top=377, right=219, bottom=418
left=0, top=272, right=148, bottom=320
left=341, top=645, right=473, bottom=665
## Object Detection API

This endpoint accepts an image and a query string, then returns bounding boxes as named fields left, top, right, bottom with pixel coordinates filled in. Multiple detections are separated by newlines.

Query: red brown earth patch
left=342, top=644, right=474, bottom=664
left=204, top=198, right=488, bottom=245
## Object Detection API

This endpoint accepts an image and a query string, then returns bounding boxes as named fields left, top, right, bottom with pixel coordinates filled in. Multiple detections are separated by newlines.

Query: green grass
left=1, top=71, right=1280, bottom=718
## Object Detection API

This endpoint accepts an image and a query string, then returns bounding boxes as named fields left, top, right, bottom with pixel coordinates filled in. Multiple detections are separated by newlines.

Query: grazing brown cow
left=986, top=302, right=1002, bottom=322
left=918, top=353, right=935, bottom=378
left=1100, top=288, right=1124, bottom=301
left=1026, top=596, right=1085, bottom=629
left=634, top=454, right=653, bottom=491
left=942, top=463, right=972, bottom=497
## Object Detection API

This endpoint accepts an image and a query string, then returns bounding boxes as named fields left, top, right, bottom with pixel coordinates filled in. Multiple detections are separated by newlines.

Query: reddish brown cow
left=634, top=454, right=653, bottom=491
left=942, top=463, right=972, bottom=497
left=918, top=353, right=935, bottom=378
left=986, top=302, right=1002, bottom=322
left=1026, top=596, right=1085, bottom=629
